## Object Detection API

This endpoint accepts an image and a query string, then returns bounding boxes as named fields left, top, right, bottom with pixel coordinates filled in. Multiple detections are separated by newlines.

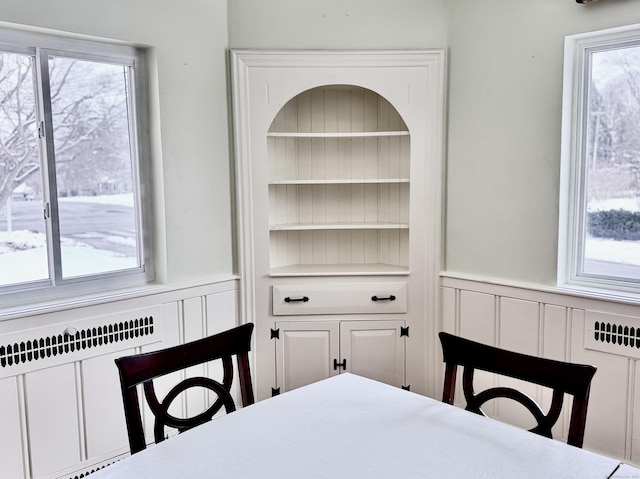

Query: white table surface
left=93, top=373, right=622, bottom=478
left=611, top=463, right=640, bottom=478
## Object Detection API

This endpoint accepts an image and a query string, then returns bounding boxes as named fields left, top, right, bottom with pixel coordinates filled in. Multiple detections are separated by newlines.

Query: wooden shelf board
left=269, top=178, right=410, bottom=185
left=270, top=263, right=410, bottom=277
left=267, top=131, right=409, bottom=138
left=269, top=223, right=409, bottom=231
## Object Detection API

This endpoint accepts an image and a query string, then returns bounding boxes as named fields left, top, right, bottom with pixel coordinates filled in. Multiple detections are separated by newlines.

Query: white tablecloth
left=93, top=373, right=621, bottom=478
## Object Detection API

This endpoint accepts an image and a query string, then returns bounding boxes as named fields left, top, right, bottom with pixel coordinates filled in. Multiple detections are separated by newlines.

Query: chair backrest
left=438, top=331, right=596, bottom=448
left=115, top=323, right=255, bottom=454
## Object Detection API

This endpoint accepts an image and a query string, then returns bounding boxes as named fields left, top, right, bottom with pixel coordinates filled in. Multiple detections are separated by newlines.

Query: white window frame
left=559, top=23, right=640, bottom=297
left=0, top=27, right=154, bottom=307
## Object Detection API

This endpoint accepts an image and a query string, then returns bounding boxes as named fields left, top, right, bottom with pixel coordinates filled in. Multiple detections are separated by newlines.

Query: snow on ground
left=588, top=197, right=640, bottom=212
left=586, top=237, right=640, bottom=265
left=0, top=194, right=137, bottom=284
left=59, top=193, right=134, bottom=207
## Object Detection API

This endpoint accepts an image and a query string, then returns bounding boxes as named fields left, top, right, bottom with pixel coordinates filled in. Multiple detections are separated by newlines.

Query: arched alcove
left=267, top=84, right=410, bottom=275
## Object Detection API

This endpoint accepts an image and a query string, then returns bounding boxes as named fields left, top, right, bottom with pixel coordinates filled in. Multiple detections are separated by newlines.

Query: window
left=0, top=28, right=152, bottom=305
left=559, top=24, right=640, bottom=295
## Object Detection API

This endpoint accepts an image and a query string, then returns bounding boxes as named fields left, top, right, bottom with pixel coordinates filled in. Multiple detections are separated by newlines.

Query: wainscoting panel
left=459, top=290, right=495, bottom=344
left=632, top=362, right=640, bottom=464
left=497, top=298, right=540, bottom=431
left=0, top=278, right=240, bottom=479
left=542, top=304, right=570, bottom=440
left=570, top=309, right=630, bottom=459
left=0, top=376, right=23, bottom=479
left=26, top=363, right=81, bottom=478
left=82, top=349, right=131, bottom=459
left=457, top=290, right=496, bottom=415
left=440, top=274, right=640, bottom=464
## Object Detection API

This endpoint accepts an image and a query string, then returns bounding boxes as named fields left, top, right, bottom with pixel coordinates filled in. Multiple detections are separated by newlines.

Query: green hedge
left=587, top=209, right=640, bottom=241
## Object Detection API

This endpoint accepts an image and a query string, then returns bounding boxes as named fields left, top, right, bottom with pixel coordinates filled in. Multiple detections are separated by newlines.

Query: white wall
left=228, top=0, right=448, bottom=49
left=0, top=0, right=234, bottom=284
left=446, top=0, right=640, bottom=285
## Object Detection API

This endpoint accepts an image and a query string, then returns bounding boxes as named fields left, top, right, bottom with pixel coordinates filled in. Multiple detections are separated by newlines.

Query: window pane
left=48, top=56, right=140, bottom=279
left=583, top=45, right=640, bottom=281
left=0, top=51, right=48, bottom=286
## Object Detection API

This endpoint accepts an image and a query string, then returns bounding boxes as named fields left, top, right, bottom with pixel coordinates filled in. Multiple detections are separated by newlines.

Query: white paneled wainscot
left=0, top=278, right=240, bottom=479
left=440, top=273, right=640, bottom=466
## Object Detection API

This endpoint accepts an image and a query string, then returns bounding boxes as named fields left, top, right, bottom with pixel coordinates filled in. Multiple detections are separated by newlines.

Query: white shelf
left=267, top=131, right=409, bottom=138
left=270, top=263, right=410, bottom=277
left=270, top=223, right=409, bottom=231
left=269, top=179, right=410, bottom=185
left=266, top=85, right=411, bottom=273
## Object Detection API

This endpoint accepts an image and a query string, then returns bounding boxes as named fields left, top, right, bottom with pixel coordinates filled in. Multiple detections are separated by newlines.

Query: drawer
left=272, top=282, right=407, bottom=316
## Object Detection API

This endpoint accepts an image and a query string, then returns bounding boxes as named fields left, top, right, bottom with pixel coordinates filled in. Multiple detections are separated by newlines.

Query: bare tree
left=0, top=53, right=39, bottom=208
left=0, top=52, right=132, bottom=212
left=589, top=47, right=640, bottom=198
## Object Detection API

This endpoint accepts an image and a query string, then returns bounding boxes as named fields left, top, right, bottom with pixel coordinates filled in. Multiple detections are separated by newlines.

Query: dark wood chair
left=115, top=323, right=255, bottom=454
left=438, top=331, right=596, bottom=448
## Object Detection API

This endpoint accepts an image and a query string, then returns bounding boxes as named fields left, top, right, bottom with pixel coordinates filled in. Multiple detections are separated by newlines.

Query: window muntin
left=0, top=31, right=151, bottom=303
left=560, top=25, right=640, bottom=294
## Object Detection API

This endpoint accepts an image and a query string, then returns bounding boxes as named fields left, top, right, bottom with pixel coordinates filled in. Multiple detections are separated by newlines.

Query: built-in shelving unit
left=267, top=85, right=410, bottom=276
left=231, top=49, right=445, bottom=401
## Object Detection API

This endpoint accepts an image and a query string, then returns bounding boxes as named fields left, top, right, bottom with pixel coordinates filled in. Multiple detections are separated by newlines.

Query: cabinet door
left=275, top=321, right=339, bottom=393
left=340, top=320, right=405, bottom=388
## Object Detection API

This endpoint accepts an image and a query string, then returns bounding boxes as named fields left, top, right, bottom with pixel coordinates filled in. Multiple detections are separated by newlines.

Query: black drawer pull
left=371, top=295, right=396, bottom=302
left=333, top=358, right=346, bottom=370
left=284, top=296, right=309, bottom=303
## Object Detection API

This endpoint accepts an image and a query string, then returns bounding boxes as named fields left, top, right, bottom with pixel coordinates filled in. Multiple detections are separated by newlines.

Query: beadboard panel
left=26, top=363, right=81, bottom=478
left=459, top=290, right=495, bottom=344
left=633, top=363, right=640, bottom=464
left=570, top=309, right=630, bottom=460
left=440, top=274, right=640, bottom=464
left=0, top=376, right=23, bottom=479
left=0, top=278, right=240, bottom=479
left=497, top=298, right=540, bottom=431
left=542, top=304, right=570, bottom=441
left=82, top=350, right=131, bottom=459
left=458, top=290, right=496, bottom=415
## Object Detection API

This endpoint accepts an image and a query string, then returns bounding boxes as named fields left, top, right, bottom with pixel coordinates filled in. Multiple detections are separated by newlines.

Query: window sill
left=0, top=274, right=239, bottom=323
left=440, top=271, right=640, bottom=308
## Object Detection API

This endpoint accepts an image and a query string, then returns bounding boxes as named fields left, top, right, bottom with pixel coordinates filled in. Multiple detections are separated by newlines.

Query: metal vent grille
left=585, top=311, right=640, bottom=359
left=0, top=316, right=154, bottom=368
left=67, top=463, right=109, bottom=479
left=58, top=456, right=124, bottom=479
left=593, top=321, right=640, bottom=348
left=0, top=306, right=162, bottom=378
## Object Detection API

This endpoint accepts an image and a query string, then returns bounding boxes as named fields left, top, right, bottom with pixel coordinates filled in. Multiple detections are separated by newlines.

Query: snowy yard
left=0, top=194, right=137, bottom=284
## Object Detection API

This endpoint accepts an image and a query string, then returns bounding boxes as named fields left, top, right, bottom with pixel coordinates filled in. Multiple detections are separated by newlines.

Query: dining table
left=92, top=373, right=633, bottom=478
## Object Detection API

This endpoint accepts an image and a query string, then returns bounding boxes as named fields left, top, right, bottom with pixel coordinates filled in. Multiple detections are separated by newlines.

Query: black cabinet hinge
left=400, top=326, right=409, bottom=337
left=333, top=358, right=346, bottom=370
left=270, top=328, right=280, bottom=339
left=401, top=384, right=411, bottom=391
left=272, top=387, right=280, bottom=396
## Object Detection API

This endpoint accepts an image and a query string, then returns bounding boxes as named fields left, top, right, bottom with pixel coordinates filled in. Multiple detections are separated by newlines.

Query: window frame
left=0, top=27, right=154, bottom=307
left=559, top=23, right=640, bottom=297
